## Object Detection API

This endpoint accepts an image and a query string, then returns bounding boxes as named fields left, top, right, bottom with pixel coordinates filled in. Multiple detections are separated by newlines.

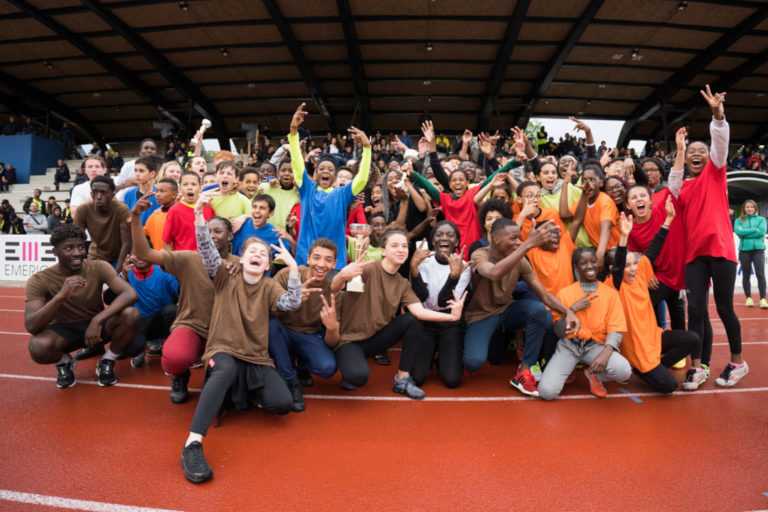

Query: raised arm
left=348, top=126, right=371, bottom=195
left=408, top=167, right=441, bottom=203
left=476, top=223, right=556, bottom=281
left=667, top=127, right=687, bottom=199
left=567, top=189, right=588, bottom=242
left=644, top=196, right=674, bottom=266
left=458, top=130, right=472, bottom=161
left=701, top=84, right=729, bottom=169
left=194, top=188, right=222, bottom=278
left=288, top=103, right=309, bottom=188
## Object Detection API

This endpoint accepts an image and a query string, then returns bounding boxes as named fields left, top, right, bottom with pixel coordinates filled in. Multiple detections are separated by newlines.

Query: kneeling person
left=25, top=225, right=140, bottom=388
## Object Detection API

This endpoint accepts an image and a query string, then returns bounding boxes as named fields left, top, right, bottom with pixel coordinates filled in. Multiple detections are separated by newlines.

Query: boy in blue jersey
left=123, top=156, right=161, bottom=226
left=288, top=103, right=371, bottom=270
left=232, top=194, right=295, bottom=275
left=121, top=252, right=179, bottom=367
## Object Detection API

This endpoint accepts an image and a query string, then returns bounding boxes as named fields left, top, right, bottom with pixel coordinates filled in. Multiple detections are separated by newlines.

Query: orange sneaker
left=584, top=368, right=607, bottom=398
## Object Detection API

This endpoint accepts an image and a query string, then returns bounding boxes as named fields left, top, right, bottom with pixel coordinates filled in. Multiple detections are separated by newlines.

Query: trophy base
left=346, top=279, right=365, bottom=293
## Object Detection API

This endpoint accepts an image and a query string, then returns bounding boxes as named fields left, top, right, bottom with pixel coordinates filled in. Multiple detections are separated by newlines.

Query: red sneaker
left=510, top=368, right=540, bottom=397
left=584, top=368, right=607, bottom=398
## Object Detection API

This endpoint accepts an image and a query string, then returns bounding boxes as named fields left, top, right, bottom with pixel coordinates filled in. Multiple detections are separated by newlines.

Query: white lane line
left=0, top=489, right=186, bottom=512
left=0, top=372, right=766, bottom=402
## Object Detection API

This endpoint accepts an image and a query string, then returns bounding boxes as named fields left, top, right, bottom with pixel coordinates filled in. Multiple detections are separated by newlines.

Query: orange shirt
left=144, top=207, right=169, bottom=251
left=580, top=192, right=620, bottom=249
left=553, top=280, right=626, bottom=344
left=519, top=206, right=566, bottom=241
left=609, top=256, right=662, bottom=373
left=527, top=232, right=575, bottom=296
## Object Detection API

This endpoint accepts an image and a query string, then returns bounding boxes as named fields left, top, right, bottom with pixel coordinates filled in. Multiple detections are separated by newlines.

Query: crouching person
left=25, top=225, right=140, bottom=388
left=538, top=247, right=632, bottom=401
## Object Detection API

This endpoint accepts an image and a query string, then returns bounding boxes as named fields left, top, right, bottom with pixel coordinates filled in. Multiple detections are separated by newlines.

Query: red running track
left=0, top=286, right=766, bottom=511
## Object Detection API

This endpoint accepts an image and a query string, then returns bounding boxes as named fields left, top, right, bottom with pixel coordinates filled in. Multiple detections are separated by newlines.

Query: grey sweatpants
left=539, top=338, right=632, bottom=401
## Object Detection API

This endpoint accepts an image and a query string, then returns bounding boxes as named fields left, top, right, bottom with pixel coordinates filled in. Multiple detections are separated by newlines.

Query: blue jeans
left=268, top=317, right=337, bottom=382
left=463, top=299, right=549, bottom=372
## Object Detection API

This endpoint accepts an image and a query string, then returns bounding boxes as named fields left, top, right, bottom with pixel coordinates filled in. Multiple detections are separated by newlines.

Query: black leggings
left=189, top=353, right=291, bottom=436
left=335, top=313, right=422, bottom=388
left=410, top=321, right=463, bottom=389
left=739, top=249, right=766, bottom=298
left=648, top=281, right=686, bottom=330
left=634, top=330, right=699, bottom=393
left=685, top=256, right=742, bottom=365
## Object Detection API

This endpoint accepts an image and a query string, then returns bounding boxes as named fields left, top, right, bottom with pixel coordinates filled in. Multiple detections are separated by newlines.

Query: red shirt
left=162, top=201, right=213, bottom=251
left=440, top=186, right=483, bottom=260
left=627, top=188, right=686, bottom=291
left=346, top=203, right=367, bottom=236
left=679, top=159, right=736, bottom=263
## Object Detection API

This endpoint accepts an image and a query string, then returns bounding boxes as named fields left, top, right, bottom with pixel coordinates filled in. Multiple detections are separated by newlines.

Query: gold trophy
left=347, top=223, right=371, bottom=293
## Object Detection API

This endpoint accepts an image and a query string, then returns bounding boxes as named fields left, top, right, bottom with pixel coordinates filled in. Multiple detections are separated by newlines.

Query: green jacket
left=734, top=214, right=766, bottom=251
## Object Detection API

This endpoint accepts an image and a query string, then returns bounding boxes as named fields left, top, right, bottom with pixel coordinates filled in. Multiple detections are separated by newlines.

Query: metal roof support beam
left=7, top=0, right=183, bottom=128
left=514, top=0, right=605, bottom=129
left=476, top=0, right=531, bottom=131
left=0, top=69, right=103, bottom=144
left=262, top=0, right=336, bottom=133
left=616, top=6, right=768, bottom=148
left=749, top=121, right=768, bottom=145
left=336, top=0, right=370, bottom=132
left=79, top=0, right=230, bottom=147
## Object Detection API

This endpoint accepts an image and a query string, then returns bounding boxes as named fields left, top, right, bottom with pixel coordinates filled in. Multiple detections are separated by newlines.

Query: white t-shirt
left=70, top=181, right=93, bottom=208
left=115, top=159, right=136, bottom=201
left=417, top=256, right=471, bottom=311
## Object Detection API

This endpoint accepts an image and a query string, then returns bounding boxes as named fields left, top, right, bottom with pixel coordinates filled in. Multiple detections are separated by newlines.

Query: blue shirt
left=123, top=186, right=159, bottom=226
left=127, top=265, right=179, bottom=318
left=297, top=168, right=354, bottom=269
left=232, top=220, right=284, bottom=257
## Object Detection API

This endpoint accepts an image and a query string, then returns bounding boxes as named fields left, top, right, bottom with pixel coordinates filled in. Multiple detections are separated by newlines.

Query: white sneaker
left=682, top=367, right=708, bottom=391
left=715, top=362, right=749, bottom=387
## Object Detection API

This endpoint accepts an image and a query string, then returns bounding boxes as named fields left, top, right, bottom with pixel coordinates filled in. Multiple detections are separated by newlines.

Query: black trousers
left=189, top=353, right=291, bottom=436
left=335, top=313, right=422, bottom=388
left=410, top=321, right=463, bottom=389
left=634, top=330, right=699, bottom=393
left=685, top=256, right=742, bottom=365
left=739, top=249, right=766, bottom=298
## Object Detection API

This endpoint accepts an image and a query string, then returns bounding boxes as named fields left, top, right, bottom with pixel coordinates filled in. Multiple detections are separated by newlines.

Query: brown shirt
left=74, top=201, right=130, bottom=262
left=202, top=269, right=286, bottom=366
left=337, top=260, right=420, bottom=346
left=273, top=265, right=331, bottom=334
left=464, top=246, right=537, bottom=324
left=161, top=251, right=239, bottom=338
left=25, top=260, right=117, bottom=325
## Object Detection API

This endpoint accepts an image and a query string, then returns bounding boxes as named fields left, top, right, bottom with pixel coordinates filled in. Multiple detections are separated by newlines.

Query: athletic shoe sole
left=715, top=365, right=749, bottom=387
left=95, top=366, right=117, bottom=387
left=509, top=377, right=540, bottom=398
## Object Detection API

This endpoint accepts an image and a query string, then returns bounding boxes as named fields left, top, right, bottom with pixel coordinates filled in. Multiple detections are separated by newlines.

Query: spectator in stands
left=0, top=162, right=7, bottom=192
left=48, top=205, right=65, bottom=233
left=397, top=130, right=413, bottom=149
left=89, top=141, right=104, bottom=157
left=44, top=196, right=58, bottom=216
left=747, top=151, right=762, bottom=170
left=71, top=164, right=88, bottom=188
left=0, top=210, right=10, bottom=234
left=111, top=151, right=124, bottom=175
left=23, top=189, right=43, bottom=214
left=57, top=122, right=75, bottom=158
left=731, top=150, right=748, bottom=170
left=54, top=159, right=70, bottom=191
left=4, top=163, right=16, bottom=187
left=1, top=199, right=16, bottom=221
left=23, top=202, right=48, bottom=234
left=2, top=115, right=19, bottom=135
left=62, top=198, right=72, bottom=224
left=20, top=117, right=36, bottom=135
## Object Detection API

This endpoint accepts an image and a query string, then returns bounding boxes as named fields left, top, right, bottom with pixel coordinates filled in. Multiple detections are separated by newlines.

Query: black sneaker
left=146, top=339, right=164, bottom=357
left=287, top=379, right=306, bottom=413
left=296, top=366, right=314, bottom=387
left=373, top=352, right=391, bottom=365
left=95, top=358, right=117, bottom=387
left=55, top=357, right=76, bottom=388
left=181, top=441, right=213, bottom=483
left=74, top=344, right=104, bottom=361
left=130, top=352, right=145, bottom=368
left=170, top=371, right=190, bottom=404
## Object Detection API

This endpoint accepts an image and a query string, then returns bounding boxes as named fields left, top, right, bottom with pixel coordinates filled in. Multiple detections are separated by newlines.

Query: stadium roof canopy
left=0, top=0, right=767, bottom=147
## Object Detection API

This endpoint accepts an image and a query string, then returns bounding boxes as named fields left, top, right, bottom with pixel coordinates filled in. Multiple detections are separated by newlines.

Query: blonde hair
left=158, top=161, right=183, bottom=182
left=741, top=199, right=759, bottom=221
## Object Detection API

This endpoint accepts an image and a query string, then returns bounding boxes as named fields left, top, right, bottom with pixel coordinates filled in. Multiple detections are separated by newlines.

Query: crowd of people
left=15, top=85, right=754, bottom=484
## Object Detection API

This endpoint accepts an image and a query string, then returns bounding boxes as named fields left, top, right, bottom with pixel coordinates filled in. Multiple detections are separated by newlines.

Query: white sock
left=103, top=348, right=119, bottom=361
left=56, top=353, right=71, bottom=365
